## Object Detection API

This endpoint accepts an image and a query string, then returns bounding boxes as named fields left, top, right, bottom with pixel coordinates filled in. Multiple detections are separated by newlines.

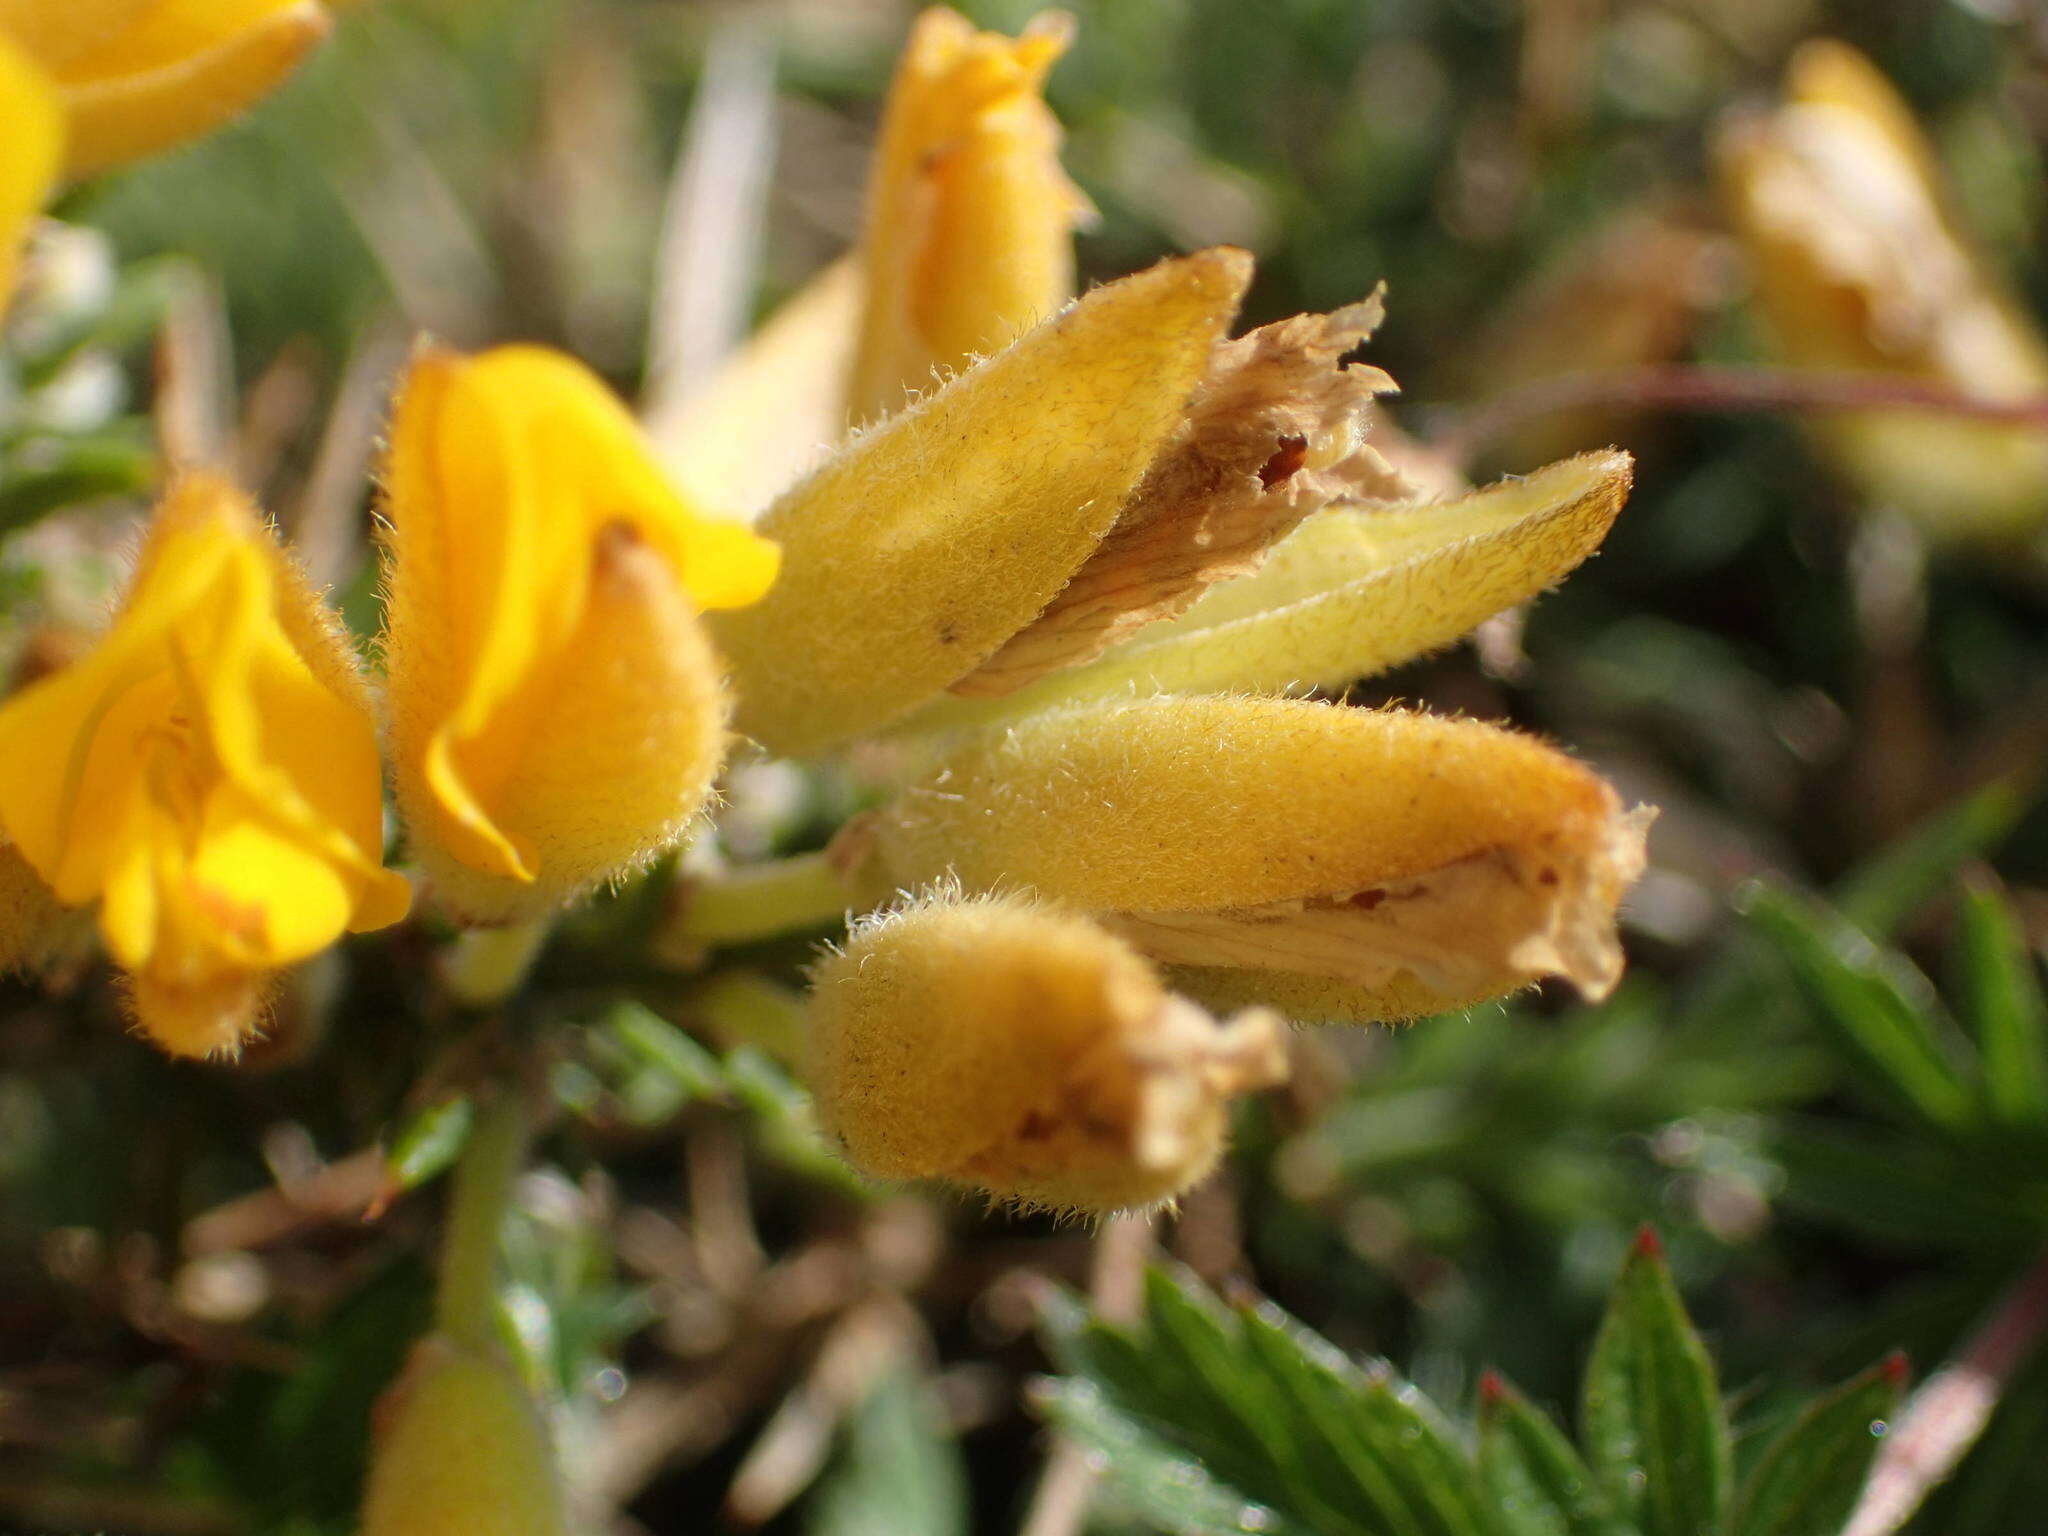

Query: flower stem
left=434, top=1088, right=528, bottom=1352
left=659, top=851, right=852, bottom=956
left=442, top=919, right=552, bottom=1010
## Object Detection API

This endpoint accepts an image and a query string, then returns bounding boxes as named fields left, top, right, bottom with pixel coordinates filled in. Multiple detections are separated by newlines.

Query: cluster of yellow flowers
left=0, top=4, right=1661, bottom=1230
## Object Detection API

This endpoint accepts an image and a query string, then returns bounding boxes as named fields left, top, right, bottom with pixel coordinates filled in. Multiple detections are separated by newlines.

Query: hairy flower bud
left=712, top=249, right=1408, bottom=756
left=1716, top=40, right=2048, bottom=546
left=0, top=474, right=410, bottom=1056
left=380, top=345, right=779, bottom=924
left=835, top=696, right=1652, bottom=1023
left=847, top=6, right=1092, bottom=428
left=0, top=0, right=330, bottom=178
left=360, top=1335, right=568, bottom=1536
left=808, top=893, right=1287, bottom=1213
left=900, top=450, right=1630, bottom=736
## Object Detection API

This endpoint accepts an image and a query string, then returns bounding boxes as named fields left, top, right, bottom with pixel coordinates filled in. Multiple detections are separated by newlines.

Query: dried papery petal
left=710, top=249, right=1250, bottom=757
left=0, top=841, right=65, bottom=973
left=952, top=293, right=1407, bottom=697
left=898, top=450, right=1630, bottom=737
left=837, top=695, right=1652, bottom=1022
left=807, top=893, right=1287, bottom=1214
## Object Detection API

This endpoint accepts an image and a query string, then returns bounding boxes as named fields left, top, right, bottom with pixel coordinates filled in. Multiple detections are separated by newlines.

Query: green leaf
left=1832, top=781, right=2028, bottom=936
left=1581, top=1231, right=1730, bottom=1536
left=1732, top=1356, right=1905, bottom=1536
left=807, top=1369, right=971, bottom=1536
left=0, top=433, right=156, bottom=536
left=1044, top=1267, right=1494, bottom=1536
left=1741, top=885, right=1976, bottom=1134
left=383, top=1094, right=474, bottom=1192
left=1478, top=1373, right=1635, bottom=1536
left=1954, top=885, right=2048, bottom=1131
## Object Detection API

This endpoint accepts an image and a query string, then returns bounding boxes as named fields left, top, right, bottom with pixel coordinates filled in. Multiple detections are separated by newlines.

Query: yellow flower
left=1716, top=40, right=2048, bottom=546
left=361, top=1336, right=568, bottom=1536
left=0, top=474, right=410, bottom=1057
left=654, top=5, right=1091, bottom=512
left=380, top=345, right=780, bottom=925
left=0, top=31, right=63, bottom=315
left=0, top=0, right=330, bottom=179
left=833, top=695, right=1652, bottom=1024
left=846, top=5, right=1092, bottom=428
left=808, top=892, right=1286, bottom=1214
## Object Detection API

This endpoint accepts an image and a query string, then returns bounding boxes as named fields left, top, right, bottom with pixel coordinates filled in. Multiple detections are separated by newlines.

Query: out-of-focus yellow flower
left=0, top=474, right=410, bottom=1057
left=361, top=1336, right=569, bottom=1536
left=0, top=0, right=329, bottom=179
left=834, top=695, right=1652, bottom=1024
left=656, top=5, right=1090, bottom=512
left=846, top=5, right=1091, bottom=427
left=710, top=249, right=1410, bottom=756
left=808, top=892, right=1286, bottom=1214
left=1716, top=40, right=2048, bottom=546
left=381, top=345, right=780, bottom=925
left=0, top=31, right=63, bottom=315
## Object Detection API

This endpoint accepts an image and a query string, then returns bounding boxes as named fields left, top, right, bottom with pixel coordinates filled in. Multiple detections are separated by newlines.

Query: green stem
left=442, top=919, right=551, bottom=1010
left=434, top=1089, right=528, bottom=1351
left=662, top=851, right=852, bottom=952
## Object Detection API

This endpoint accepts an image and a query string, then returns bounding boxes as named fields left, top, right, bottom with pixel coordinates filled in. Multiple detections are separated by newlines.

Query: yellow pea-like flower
left=0, top=31, right=63, bottom=316
left=1716, top=40, right=2048, bottom=546
left=834, top=696, right=1652, bottom=1024
left=380, top=345, right=780, bottom=925
left=360, top=1336, right=568, bottom=1536
left=807, top=892, right=1287, bottom=1215
left=0, top=0, right=330, bottom=180
left=898, top=449, right=1632, bottom=737
left=846, top=5, right=1092, bottom=428
left=0, top=474, right=410, bottom=1057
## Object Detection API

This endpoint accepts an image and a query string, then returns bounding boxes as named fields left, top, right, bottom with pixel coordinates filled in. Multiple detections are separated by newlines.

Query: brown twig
left=1844, top=1242, right=2048, bottom=1536
left=1435, top=365, right=2048, bottom=469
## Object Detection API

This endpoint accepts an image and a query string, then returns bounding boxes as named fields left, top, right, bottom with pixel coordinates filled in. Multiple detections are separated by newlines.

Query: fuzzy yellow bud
left=360, top=1336, right=569, bottom=1536
left=835, top=696, right=1652, bottom=1023
left=807, top=893, right=1287, bottom=1213
left=847, top=6, right=1092, bottom=427
left=380, top=345, right=779, bottom=925
left=0, top=474, right=409, bottom=1057
left=0, top=31, right=62, bottom=315
left=0, top=0, right=330, bottom=179
left=899, top=449, right=1631, bottom=737
left=712, top=249, right=1408, bottom=757
left=1716, top=40, right=2048, bottom=546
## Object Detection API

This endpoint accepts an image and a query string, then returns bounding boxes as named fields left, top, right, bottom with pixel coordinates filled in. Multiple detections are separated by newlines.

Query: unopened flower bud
left=835, top=696, right=1652, bottom=1022
left=712, top=249, right=1408, bottom=756
left=807, top=893, right=1287, bottom=1213
left=380, top=345, right=779, bottom=924
left=847, top=6, right=1092, bottom=427
left=360, top=1335, right=568, bottom=1536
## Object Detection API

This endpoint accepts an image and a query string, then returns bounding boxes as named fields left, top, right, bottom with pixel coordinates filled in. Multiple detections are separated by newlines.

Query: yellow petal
left=0, top=34, right=63, bottom=315
left=382, top=346, right=765, bottom=916
left=899, top=449, right=1632, bottom=737
left=0, top=0, right=152, bottom=70
left=710, top=248, right=1251, bottom=757
left=848, top=7, right=1091, bottom=426
left=50, top=0, right=330, bottom=177
left=808, top=893, right=1286, bottom=1214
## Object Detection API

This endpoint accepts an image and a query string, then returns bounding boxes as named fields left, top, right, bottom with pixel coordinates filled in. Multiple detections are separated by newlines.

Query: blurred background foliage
left=4, top=0, right=2048, bottom=1531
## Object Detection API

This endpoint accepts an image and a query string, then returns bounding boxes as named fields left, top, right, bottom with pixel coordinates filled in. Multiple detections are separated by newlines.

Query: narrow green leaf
left=1832, top=781, right=2028, bottom=935
left=1478, top=1373, right=1634, bottom=1536
left=1581, top=1230, right=1731, bottom=1536
left=1954, top=885, right=2048, bottom=1130
left=1732, top=1356, right=1906, bottom=1536
left=807, top=1369, right=970, bottom=1536
left=383, top=1094, right=475, bottom=1192
left=1741, top=885, right=1975, bottom=1134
